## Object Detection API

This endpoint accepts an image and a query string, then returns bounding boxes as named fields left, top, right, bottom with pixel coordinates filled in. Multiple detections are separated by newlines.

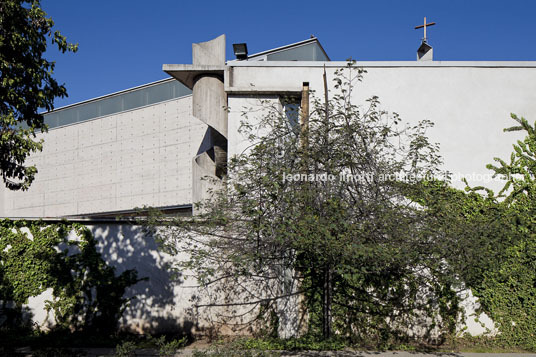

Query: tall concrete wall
left=5, top=62, right=533, bottom=216
left=227, top=63, right=536, bottom=191
left=24, top=222, right=265, bottom=336
left=21, top=221, right=493, bottom=336
left=22, top=222, right=206, bottom=335
left=0, top=96, right=206, bottom=217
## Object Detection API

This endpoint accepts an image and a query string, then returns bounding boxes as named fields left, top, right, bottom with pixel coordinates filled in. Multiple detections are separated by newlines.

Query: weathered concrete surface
left=193, top=76, right=228, bottom=137
left=189, top=35, right=228, bottom=208
left=193, top=35, right=226, bottom=67
left=0, top=96, right=206, bottom=217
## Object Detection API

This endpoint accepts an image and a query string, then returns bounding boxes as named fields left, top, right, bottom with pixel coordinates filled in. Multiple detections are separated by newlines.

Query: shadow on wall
left=90, top=223, right=197, bottom=337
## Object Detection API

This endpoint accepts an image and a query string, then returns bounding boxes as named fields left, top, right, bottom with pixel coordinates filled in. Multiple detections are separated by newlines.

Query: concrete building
left=2, top=34, right=536, bottom=335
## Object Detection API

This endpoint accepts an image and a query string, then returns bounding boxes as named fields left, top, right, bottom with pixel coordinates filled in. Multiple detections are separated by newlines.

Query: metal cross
left=415, top=17, right=436, bottom=42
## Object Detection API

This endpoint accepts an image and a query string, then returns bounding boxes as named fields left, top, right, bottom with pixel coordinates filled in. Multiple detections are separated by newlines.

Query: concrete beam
left=163, top=64, right=224, bottom=89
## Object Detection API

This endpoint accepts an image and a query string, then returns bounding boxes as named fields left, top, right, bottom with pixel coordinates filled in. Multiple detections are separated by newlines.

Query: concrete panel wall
left=0, top=96, right=206, bottom=217
left=228, top=64, right=536, bottom=191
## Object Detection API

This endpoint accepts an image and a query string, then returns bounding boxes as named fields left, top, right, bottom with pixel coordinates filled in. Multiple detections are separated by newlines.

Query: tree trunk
left=322, top=265, right=333, bottom=339
left=277, top=265, right=299, bottom=339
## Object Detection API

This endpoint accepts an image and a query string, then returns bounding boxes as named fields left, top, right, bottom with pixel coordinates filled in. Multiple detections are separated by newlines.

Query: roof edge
left=235, top=37, right=330, bottom=61
left=42, top=77, right=179, bottom=115
left=229, top=60, right=536, bottom=68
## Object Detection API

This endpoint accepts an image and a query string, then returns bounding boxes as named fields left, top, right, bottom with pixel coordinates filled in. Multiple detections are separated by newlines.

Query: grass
left=438, top=335, right=535, bottom=354
left=2, top=327, right=536, bottom=356
left=0, top=327, right=189, bottom=357
left=214, top=335, right=536, bottom=354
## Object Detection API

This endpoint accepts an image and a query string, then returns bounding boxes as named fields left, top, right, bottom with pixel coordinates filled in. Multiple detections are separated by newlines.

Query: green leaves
left=415, top=113, right=536, bottom=351
left=471, top=114, right=536, bottom=350
left=0, top=220, right=141, bottom=334
left=0, top=0, right=77, bottom=190
left=149, top=65, right=459, bottom=344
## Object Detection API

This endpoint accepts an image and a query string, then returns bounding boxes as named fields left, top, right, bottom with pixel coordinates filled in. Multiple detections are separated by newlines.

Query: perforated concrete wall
left=0, top=95, right=206, bottom=217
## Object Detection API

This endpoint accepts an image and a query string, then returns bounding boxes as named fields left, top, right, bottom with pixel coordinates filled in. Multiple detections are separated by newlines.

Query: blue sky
left=42, top=0, right=536, bottom=108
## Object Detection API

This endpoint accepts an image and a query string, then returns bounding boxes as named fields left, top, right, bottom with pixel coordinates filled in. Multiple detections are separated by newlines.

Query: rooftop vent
left=414, top=17, right=435, bottom=61
left=417, top=41, right=433, bottom=61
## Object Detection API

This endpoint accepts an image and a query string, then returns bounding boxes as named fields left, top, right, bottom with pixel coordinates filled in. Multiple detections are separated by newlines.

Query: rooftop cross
left=415, top=16, right=436, bottom=43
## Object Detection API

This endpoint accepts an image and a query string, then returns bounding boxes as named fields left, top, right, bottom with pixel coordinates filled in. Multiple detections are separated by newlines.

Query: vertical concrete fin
left=193, top=35, right=226, bottom=66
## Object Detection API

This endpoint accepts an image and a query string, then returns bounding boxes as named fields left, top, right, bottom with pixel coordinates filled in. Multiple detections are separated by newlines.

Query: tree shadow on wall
left=92, top=222, right=198, bottom=338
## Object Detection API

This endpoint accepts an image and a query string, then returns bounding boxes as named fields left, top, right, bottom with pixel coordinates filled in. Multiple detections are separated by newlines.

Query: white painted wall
left=4, top=62, right=535, bottom=216
left=228, top=63, right=536, bottom=192
left=22, top=223, right=254, bottom=335
left=0, top=96, right=206, bottom=217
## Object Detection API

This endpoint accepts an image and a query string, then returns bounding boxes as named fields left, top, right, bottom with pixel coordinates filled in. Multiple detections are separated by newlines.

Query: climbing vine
left=418, top=114, right=536, bottom=351
left=469, top=114, right=536, bottom=351
left=0, top=219, right=141, bottom=334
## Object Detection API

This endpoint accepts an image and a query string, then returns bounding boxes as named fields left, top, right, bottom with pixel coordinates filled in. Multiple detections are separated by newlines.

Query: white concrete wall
left=4, top=63, right=534, bottom=216
left=20, top=222, right=494, bottom=337
left=23, top=222, right=252, bottom=335
left=91, top=223, right=201, bottom=334
left=228, top=63, right=536, bottom=191
left=21, top=223, right=206, bottom=335
left=0, top=96, right=206, bottom=217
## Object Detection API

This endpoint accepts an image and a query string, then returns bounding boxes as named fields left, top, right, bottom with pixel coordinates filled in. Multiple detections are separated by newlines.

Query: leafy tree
left=0, top=0, right=77, bottom=190
left=150, top=65, right=463, bottom=345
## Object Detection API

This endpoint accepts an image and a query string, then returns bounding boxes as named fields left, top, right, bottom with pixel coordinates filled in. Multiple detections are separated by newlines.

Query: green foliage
left=464, top=115, right=536, bottom=351
left=447, top=334, right=534, bottom=353
left=235, top=336, right=346, bottom=351
left=0, top=0, right=77, bottom=190
left=417, top=114, right=536, bottom=351
left=114, top=340, right=137, bottom=357
left=488, top=114, right=536, bottom=200
left=473, top=239, right=536, bottom=350
left=31, top=347, right=86, bottom=357
left=112, top=335, right=188, bottom=357
left=151, top=65, right=461, bottom=345
left=192, top=341, right=280, bottom=357
left=0, top=219, right=141, bottom=335
left=151, top=335, right=187, bottom=356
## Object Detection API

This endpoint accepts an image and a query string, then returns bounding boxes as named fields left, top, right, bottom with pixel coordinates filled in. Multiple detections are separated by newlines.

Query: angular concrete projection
left=164, top=35, right=228, bottom=210
left=193, top=35, right=226, bottom=66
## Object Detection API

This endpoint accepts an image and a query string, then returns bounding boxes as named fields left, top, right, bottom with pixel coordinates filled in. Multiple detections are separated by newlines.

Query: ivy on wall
left=418, top=114, right=536, bottom=351
left=470, top=114, right=536, bottom=351
left=0, top=219, right=142, bottom=334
